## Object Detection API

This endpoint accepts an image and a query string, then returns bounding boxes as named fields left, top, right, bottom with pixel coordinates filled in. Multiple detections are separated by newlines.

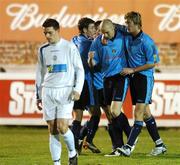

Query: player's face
left=86, top=23, right=96, bottom=38
left=100, top=25, right=115, bottom=40
left=43, top=27, right=59, bottom=44
left=125, top=19, right=139, bottom=34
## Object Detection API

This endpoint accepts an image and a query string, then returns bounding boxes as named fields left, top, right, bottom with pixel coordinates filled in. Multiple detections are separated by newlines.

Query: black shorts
left=93, top=88, right=106, bottom=107
left=129, top=73, right=154, bottom=105
left=103, top=74, right=129, bottom=106
left=73, top=80, right=90, bottom=110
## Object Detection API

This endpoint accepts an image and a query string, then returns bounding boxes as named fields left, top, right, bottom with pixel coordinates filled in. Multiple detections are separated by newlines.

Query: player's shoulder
left=142, top=32, right=154, bottom=42
left=39, top=42, right=50, bottom=50
left=141, top=32, right=155, bottom=45
left=60, top=38, right=76, bottom=48
left=38, top=42, right=50, bottom=54
left=60, top=38, right=71, bottom=45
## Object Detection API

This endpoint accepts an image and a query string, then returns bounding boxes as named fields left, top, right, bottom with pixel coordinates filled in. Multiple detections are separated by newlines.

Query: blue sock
left=145, top=116, right=162, bottom=145
left=71, top=120, right=81, bottom=149
left=86, top=116, right=100, bottom=143
left=127, top=121, right=143, bottom=147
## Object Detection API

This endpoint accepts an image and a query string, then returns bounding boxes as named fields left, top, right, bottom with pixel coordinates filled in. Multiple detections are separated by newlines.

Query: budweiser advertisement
left=0, top=0, right=180, bottom=42
left=0, top=73, right=180, bottom=127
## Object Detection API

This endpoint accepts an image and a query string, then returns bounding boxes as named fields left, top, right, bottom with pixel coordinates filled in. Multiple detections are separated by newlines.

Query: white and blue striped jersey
left=35, top=38, right=84, bottom=100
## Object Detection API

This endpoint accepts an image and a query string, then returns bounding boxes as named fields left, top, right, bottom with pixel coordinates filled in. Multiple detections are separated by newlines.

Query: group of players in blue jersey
left=36, top=11, right=168, bottom=165
left=71, top=11, right=167, bottom=157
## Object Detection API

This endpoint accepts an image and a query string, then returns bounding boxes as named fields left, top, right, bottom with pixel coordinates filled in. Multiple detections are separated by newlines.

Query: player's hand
left=69, top=91, right=80, bottom=101
left=36, top=99, right=42, bottom=111
left=88, top=51, right=96, bottom=68
left=88, top=51, right=95, bottom=59
left=120, top=68, right=134, bottom=76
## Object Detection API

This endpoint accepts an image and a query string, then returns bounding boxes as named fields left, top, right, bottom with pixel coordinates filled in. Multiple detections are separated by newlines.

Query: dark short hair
left=78, top=17, right=95, bottom=34
left=95, top=20, right=102, bottom=29
left=42, top=18, right=60, bottom=30
left=125, top=11, right=142, bottom=28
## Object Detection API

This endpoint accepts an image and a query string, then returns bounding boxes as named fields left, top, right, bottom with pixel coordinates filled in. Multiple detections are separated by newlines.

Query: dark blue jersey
left=72, top=34, right=93, bottom=81
left=72, top=34, right=92, bottom=74
left=90, top=30, right=127, bottom=78
left=72, top=34, right=104, bottom=89
left=125, top=32, right=160, bottom=77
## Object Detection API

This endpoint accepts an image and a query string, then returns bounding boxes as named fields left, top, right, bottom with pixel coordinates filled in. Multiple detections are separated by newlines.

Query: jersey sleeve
left=114, top=23, right=128, bottom=34
left=35, top=48, right=46, bottom=100
left=70, top=44, right=85, bottom=94
left=153, top=45, right=160, bottom=64
left=143, top=40, right=159, bottom=65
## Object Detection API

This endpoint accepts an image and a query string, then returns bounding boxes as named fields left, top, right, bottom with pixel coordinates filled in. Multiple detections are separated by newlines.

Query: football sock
left=120, top=112, right=131, bottom=137
left=49, top=134, right=61, bottom=162
left=107, top=123, right=116, bottom=149
left=145, top=116, right=162, bottom=145
left=71, top=120, right=81, bottom=149
left=127, top=121, right=143, bottom=147
left=79, top=121, right=88, bottom=140
left=86, top=116, right=100, bottom=143
left=155, top=138, right=164, bottom=147
left=113, top=113, right=131, bottom=138
left=112, top=118, right=124, bottom=148
left=112, top=126, right=124, bottom=148
left=53, top=159, right=61, bottom=165
left=62, top=129, right=76, bottom=158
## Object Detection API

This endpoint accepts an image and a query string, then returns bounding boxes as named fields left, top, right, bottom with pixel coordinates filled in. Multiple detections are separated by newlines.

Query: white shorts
left=42, top=87, right=74, bottom=121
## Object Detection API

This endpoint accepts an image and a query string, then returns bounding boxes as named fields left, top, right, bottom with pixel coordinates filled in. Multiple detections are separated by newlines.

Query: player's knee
left=91, top=106, right=101, bottom=116
left=48, top=123, right=59, bottom=134
left=58, top=125, right=69, bottom=135
left=111, top=108, right=120, bottom=117
left=49, top=127, right=59, bottom=135
left=134, top=109, right=144, bottom=121
left=73, top=109, right=83, bottom=121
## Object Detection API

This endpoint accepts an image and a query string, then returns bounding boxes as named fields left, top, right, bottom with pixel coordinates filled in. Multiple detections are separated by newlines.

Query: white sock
left=54, top=161, right=61, bottom=165
left=49, top=134, right=61, bottom=163
left=155, top=138, right=163, bottom=146
left=61, top=129, right=76, bottom=158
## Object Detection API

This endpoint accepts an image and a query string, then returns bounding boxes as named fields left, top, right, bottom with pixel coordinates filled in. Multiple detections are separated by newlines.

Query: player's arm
left=114, top=23, right=128, bottom=34
left=121, top=41, right=157, bottom=76
left=35, top=48, right=46, bottom=110
left=70, top=44, right=85, bottom=101
left=88, top=39, right=101, bottom=72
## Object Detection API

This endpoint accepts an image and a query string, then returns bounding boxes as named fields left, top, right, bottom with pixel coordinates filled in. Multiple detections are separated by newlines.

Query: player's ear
left=83, top=27, right=87, bottom=34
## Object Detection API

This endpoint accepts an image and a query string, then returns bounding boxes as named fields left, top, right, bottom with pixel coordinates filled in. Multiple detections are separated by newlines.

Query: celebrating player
left=71, top=17, right=101, bottom=154
left=88, top=19, right=132, bottom=156
left=119, top=11, right=167, bottom=156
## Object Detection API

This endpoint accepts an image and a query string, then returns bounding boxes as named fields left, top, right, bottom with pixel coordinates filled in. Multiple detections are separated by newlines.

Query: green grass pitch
left=0, top=126, right=180, bottom=165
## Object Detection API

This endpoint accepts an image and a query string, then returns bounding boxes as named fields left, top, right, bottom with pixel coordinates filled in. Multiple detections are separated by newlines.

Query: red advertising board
left=0, top=73, right=180, bottom=126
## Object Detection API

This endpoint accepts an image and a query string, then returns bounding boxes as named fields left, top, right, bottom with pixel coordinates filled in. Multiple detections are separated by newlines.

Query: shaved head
left=100, top=19, right=115, bottom=39
left=100, top=19, right=114, bottom=29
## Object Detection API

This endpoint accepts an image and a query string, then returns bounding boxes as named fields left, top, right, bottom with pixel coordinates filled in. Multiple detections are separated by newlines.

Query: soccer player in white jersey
left=35, top=18, right=84, bottom=165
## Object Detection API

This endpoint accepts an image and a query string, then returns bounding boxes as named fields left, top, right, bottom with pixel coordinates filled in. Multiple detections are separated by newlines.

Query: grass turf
left=0, top=126, right=180, bottom=165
